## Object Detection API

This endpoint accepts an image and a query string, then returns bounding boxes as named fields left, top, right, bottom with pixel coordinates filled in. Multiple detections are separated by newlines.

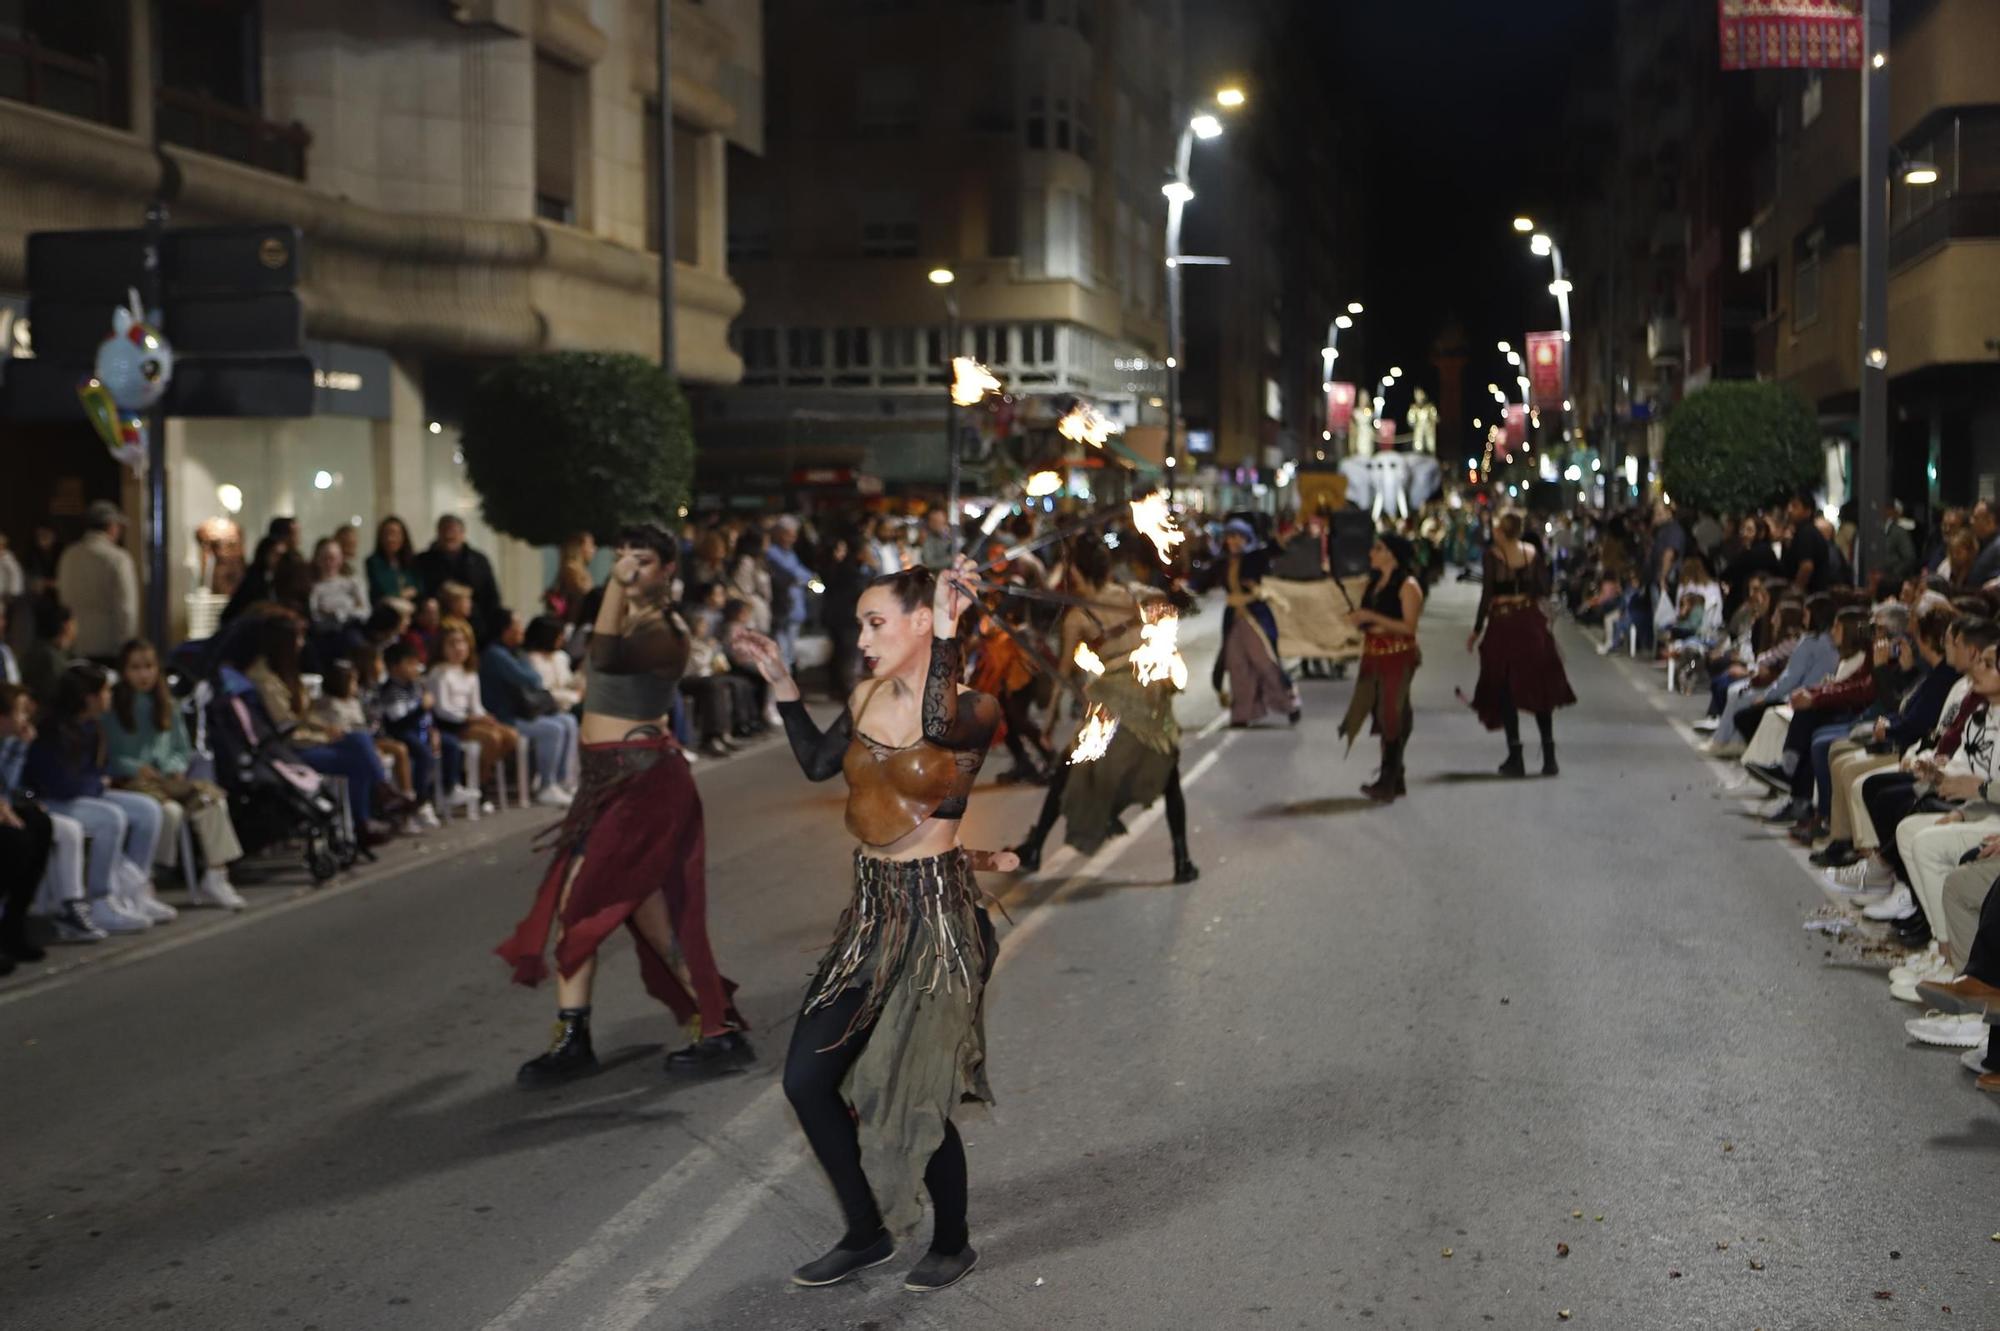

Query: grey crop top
left=586, top=616, right=690, bottom=721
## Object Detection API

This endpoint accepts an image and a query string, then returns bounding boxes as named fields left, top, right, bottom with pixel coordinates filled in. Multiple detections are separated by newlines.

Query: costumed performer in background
left=1339, top=533, right=1425, bottom=803
left=1468, top=511, right=1576, bottom=776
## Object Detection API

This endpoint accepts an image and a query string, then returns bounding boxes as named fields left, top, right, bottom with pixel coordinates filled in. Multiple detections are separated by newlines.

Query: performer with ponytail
left=1340, top=534, right=1426, bottom=802
left=1468, top=511, right=1575, bottom=776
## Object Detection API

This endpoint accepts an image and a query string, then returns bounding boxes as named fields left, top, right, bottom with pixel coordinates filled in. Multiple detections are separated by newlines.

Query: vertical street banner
left=1717, top=0, right=1862, bottom=70
left=1526, top=330, right=1565, bottom=413
left=1326, top=381, right=1357, bottom=436
left=1503, top=404, right=1528, bottom=457
left=1375, top=418, right=1398, bottom=450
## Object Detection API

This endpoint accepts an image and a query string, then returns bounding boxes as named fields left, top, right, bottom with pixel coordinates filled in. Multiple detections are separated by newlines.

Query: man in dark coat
left=416, top=514, right=503, bottom=641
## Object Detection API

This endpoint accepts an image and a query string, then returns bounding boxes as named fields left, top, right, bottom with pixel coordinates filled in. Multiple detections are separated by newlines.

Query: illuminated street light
left=1190, top=113, right=1223, bottom=140
left=1903, top=160, right=1940, bottom=186
left=1549, top=278, right=1574, bottom=296
left=1506, top=351, right=1523, bottom=367
left=1496, top=340, right=1511, bottom=354
left=1335, top=314, right=1353, bottom=330
left=1389, top=365, right=1403, bottom=378
left=1512, top=216, right=1535, bottom=233
left=928, top=267, right=956, bottom=286
left=1531, top=233, right=1554, bottom=257
left=1346, top=301, right=1364, bottom=315
left=1216, top=87, right=1247, bottom=108
left=1162, top=180, right=1196, bottom=205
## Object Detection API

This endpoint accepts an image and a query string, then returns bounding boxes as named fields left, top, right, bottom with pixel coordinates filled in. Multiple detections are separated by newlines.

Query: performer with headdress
left=1468, top=510, right=1576, bottom=776
left=496, top=524, right=752, bottom=1085
left=733, top=558, right=1001, bottom=1294
left=1009, top=532, right=1199, bottom=883
left=1340, top=533, right=1426, bottom=802
left=1200, top=519, right=1301, bottom=728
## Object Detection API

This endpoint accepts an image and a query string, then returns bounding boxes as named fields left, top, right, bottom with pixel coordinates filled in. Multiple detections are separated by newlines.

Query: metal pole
left=944, top=295, right=960, bottom=523
left=1552, top=243, right=1574, bottom=450
left=1165, top=125, right=1193, bottom=501
left=656, top=0, right=676, bottom=377
left=141, top=199, right=167, bottom=645
left=1857, top=0, right=1891, bottom=579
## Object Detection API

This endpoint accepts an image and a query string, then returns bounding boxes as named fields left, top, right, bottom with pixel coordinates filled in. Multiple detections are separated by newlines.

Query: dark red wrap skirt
left=494, top=736, right=744, bottom=1037
left=1471, top=600, right=1577, bottom=730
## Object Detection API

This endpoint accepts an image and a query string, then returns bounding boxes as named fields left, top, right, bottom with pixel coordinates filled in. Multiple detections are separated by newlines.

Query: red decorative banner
left=1503, top=405, right=1527, bottom=457
left=1526, top=330, right=1566, bottom=414
left=1718, top=0, right=1862, bottom=70
left=1375, top=418, right=1398, bottom=450
left=1326, top=381, right=1357, bottom=435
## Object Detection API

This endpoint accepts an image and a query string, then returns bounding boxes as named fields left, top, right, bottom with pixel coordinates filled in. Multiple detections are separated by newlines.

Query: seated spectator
left=23, top=664, right=172, bottom=933
left=379, top=642, right=464, bottom=819
left=719, top=598, right=778, bottom=731
left=410, top=596, right=443, bottom=663
left=1704, top=593, right=1838, bottom=757
left=102, top=639, right=247, bottom=910
left=0, top=599, right=22, bottom=686
left=21, top=599, right=75, bottom=706
left=1748, top=607, right=1878, bottom=828
left=546, top=532, right=597, bottom=624
left=479, top=612, right=577, bottom=806
left=1668, top=556, right=1724, bottom=648
left=367, top=516, right=422, bottom=605
left=241, top=615, right=395, bottom=844
left=427, top=626, right=518, bottom=800
left=0, top=682, right=66, bottom=961
left=522, top=616, right=584, bottom=715
left=308, top=537, right=370, bottom=635
left=681, top=600, right=754, bottom=758
left=439, top=581, right=480, bottom=652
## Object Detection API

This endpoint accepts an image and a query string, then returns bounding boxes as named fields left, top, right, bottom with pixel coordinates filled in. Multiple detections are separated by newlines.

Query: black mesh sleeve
left=777, top=701, right=852, bottom=781
left=921, top=636, right=1000, bottom=750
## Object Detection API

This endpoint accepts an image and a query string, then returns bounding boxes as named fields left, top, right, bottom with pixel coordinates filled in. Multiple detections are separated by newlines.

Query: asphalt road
left=5, top=578, right=1997, bottom=1331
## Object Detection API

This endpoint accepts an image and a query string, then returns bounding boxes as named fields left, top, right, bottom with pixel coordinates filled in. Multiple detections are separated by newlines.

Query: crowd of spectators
left=1558, top=489, right=2000, bottom=1095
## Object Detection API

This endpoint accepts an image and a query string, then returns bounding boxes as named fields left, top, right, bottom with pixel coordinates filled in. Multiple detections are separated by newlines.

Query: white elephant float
left=1339, top=450, right=1442, bottom=524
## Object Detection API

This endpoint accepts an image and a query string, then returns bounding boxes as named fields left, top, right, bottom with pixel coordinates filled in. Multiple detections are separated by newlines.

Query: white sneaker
left=188, top=867, right=247, bottom=911
left=1888, top=947, right=1950, bottom=984
left=50, top=901, right=108, bottom=943
left=1961, top=1040, right=1990, bottom=1073
left=534, top=785, right=573, bottom=808
left=89, top=897, right=152, bottom=934
left=1823, top=859, right=1894, bottom=895
left=448, top=786, right=482, bottom=810
left=1905, top=1011, right=1987, bottom=1048
left=1692, top=718, right=1720, bottom=734
left=417, top=803, right=442, bottom=830
left=1889, top=979, right=1925, bottom=1004
left=1862, top=885, right=1918, bottom=922
left=127, top=890, right=178, bottom=924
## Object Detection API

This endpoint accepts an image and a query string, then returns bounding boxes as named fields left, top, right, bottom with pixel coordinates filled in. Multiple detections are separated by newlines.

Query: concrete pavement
left=4, top=581, right=1996, bottom=1330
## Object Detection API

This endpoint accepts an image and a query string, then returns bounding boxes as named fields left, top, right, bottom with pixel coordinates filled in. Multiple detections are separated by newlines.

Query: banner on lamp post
left=1375, top=418, right=1398, bottom=450
left=1526, top=331, right=1565, bottom=414
left=1503, top=405, right=1527, bottom=457
left=1326, top=381, right=1357, bottom=435
left=1717, top=0, right=1862, bottom=70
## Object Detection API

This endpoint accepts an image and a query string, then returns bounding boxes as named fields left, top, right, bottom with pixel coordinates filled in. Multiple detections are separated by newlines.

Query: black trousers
left=1023, top=760, right=1191, bottom=856
left=1734, top=701, right=1773, bottom=742
left=1, top=801, right=55, bottom=941
left=781, top=910, right=996, bottom=1257
left=1859, top=770, right=1929, bottom=880
left=680, top=676, right=736, bottom=742
left=1962, top=860, right=2000, bottom=987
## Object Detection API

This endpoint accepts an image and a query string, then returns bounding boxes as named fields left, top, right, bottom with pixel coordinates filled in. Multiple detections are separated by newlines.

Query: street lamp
left=1164, top=86, right=1247, bottom=485
left=1346, top=301, right=1364, bottom=315
left=1496, top=340, right=1511, bottom=355
left=1512, top=216, right=1536, bottom=234
left=1519, top=226, right=1575, bottom=444
left=931, top=267, right=965, bottom=518
left=1901, top=158, right=1940, bottom=186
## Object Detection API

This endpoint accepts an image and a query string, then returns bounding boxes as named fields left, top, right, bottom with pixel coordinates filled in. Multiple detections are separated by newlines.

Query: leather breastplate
left=842, top=730, right=971, bottom=847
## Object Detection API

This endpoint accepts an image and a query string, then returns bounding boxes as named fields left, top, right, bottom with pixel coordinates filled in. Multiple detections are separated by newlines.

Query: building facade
left=696, top=0, right=1180, bottom=512
left=0, top=0, right=760, bottom=637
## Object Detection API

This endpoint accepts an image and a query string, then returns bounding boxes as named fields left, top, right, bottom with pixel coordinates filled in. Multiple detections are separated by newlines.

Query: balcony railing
left=0, top=36, right=116, bottom=125
left=157, top=86, right=310, bottom=181
left=1889, top=193, right=2000, bottom=269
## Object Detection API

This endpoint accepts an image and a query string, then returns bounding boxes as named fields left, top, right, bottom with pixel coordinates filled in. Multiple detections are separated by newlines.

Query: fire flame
left=1025, top=469, right=1063, bottom=497
left=1129, top=605, right=1188, bottom=691
left=1128, top=492, right=1186, bottom=564
left=1072, top=641, right=1106, bottom=676
left=1057, top=402, right=1123, bottom=448
left=1069, top=705, right=1119, bottom=764
left=952, top=356, right=1001, bottom=407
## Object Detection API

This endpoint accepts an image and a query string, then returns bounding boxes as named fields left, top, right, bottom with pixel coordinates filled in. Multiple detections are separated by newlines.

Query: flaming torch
left=1072, top=641, right=1106, bottom=676
left=1128, top=491, right=1186, bottom=565
left=1057, top=402, right=1123, bottom=448
left=951, top=356, right=1002, bottom=408
left=1024, top=469, right=1064, bottom=498
left=1069, top=705, right=1119, bottom=765
left=1129, top=603, right=1189, bottom=691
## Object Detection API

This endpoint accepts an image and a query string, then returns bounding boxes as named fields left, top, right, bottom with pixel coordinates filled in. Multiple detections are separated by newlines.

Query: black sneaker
left=517, top=1016, right=599, bottom=1088
left=903, top=1245, right=978, bottom=1292
left=664, top=1030, right=754, bottom=1076
left=1810, top=839, right=1856, bottom=868
left=791, top=1232, right=895, bottom=1287
left=1172, top=858, right=1200, bottom=884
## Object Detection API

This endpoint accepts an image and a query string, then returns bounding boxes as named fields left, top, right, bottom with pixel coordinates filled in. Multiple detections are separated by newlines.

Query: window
left=786, top=327, right=825, bottom=371
left=857, top=67, right=918, bottom=134
left=973, top=325, right=1010, bottom=365
left=881, top=328, right=920, bottom=368
left=860, top=191, right=919, bottom=257
left=1053, top=95, right=1071, bottom=152
left=1025, top=93, right=1046, bottom=149
left=1076, top=92, right=1095, bottom=162
left=153, top=0, right=308, bottom=178
left=1038, top=323, right=1057, bottom=364
left=535, top=53, right=585, bottom=225
left=728, top=192, right=773, bottom=264
left=832, top=327, right=873, bottom=370
left=1792, top=229, right=1823, bottom=330
left=0, top=0, right=127, bottom=125
left=737, top=328, right=779, bottom=372
left=643, top=101, right=700, bottom=261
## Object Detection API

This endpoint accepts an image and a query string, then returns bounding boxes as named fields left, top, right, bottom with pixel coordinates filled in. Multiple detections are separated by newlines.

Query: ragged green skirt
left=803, top=848, right=996, bottom=1236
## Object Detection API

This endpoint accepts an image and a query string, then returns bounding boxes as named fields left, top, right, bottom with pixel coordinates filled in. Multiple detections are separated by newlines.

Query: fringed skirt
left=1471, top=600, right=1577, bottom=730
left=1340, top=635, right=1421, bottom=749
left=805, top=848, right=995, bottom=1237
left=494, top=736, right=744, bottom=1037
left=1062, top=668, right=1180, bottom=854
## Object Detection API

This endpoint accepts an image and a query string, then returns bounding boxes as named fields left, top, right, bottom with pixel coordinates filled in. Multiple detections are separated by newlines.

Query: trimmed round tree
left=459, top=351, right=693, bottom=546
left=1661, top=380, right=1820, bottom=516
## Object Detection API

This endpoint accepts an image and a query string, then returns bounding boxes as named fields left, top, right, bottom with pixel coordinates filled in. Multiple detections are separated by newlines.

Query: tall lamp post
left=1163, top=86, right=1245, bottom=492
left=930, top=266, right=961, bottom=520
left=1320, top=301, right=1363, bottom=455
left=1512, top=217, right=1575, bottom=448
left=656, top=0, right=675, bottom=377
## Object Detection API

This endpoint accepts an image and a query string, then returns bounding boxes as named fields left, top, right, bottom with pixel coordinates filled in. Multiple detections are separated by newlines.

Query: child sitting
left=379, top=643, right=459, bottom=820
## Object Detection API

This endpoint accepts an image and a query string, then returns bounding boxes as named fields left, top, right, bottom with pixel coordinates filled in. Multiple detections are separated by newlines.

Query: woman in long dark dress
left=1468, top=512, right=1576, bottom=776
left=1340, top=535, right=1426, bottom=802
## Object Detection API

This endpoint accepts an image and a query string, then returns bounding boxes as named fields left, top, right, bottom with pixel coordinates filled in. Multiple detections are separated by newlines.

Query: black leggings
left=1024, top=760, right=1190, bottom=854
left=1495, top=687, right=1554, bottom=750
left=0, top=801, right=54, bottom=941
left=782, top=986, right=970, bottom=1255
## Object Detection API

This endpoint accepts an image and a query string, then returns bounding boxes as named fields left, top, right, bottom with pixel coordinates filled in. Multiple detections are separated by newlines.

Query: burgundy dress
left=1470, top=545, right=1576, bottom=729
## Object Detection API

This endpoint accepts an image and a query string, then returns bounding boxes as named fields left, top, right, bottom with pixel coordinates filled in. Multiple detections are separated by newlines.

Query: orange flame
left=1072, top=641, right=1106, bottom=675
left=1129, top=605, right=1188, bottom=690
left=952, top=357, right=1001, bottom=407
left=1069, top=705, right=1119, bottom=764
left=1128, top=492, right=1185, bottom=564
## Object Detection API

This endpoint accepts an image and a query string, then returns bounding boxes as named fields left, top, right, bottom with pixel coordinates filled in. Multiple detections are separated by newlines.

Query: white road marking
left=484, top=732, right=1238, bottom=1331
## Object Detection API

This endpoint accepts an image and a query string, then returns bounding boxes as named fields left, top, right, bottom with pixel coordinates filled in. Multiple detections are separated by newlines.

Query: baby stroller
left=206, top=665, right=361, bottom=883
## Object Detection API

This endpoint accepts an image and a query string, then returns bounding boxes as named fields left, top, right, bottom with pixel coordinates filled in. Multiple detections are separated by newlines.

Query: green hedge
left=1660, top=380, right=1820, bottom=516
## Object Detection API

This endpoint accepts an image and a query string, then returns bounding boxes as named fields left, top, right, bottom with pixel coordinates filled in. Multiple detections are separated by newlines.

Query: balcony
left=1888, top=193, right=2000, bottom=270
left=0, top=36, right=117, bottom=126
left=156, top=86, right=310, bottom=181
left=1647, top=316, right=1684, bottom=366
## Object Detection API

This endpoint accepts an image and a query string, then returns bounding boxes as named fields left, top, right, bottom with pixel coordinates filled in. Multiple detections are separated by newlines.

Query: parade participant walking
left=1468, top=511, right=1576, bottom=776
left=1011, top=534, right=1198, bottom=882
left=1203, top=519, right=1301, bottom=728
left=496, top=524, right=751, bottom=1086
left=734, top=559, right=1000, bottom=1294
left=1341, top=534, right=1426, bottom=803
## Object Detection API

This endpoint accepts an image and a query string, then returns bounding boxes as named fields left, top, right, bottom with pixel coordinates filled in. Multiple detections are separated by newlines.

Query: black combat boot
left=517, top=1007, right=599, bottom=1087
